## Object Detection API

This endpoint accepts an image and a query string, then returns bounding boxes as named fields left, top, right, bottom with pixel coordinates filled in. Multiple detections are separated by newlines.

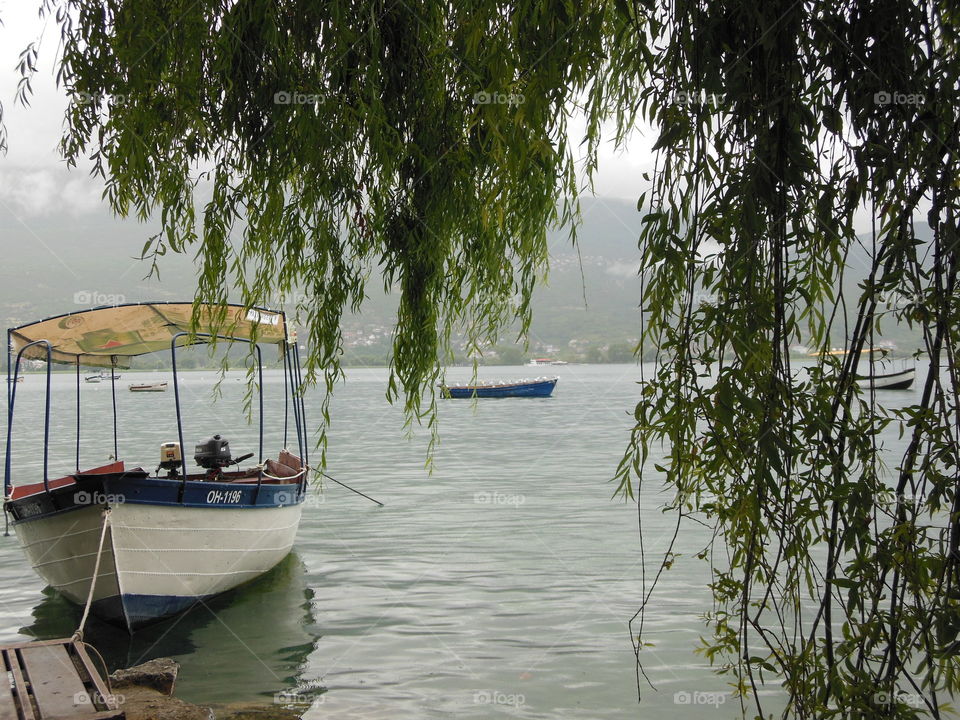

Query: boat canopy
left=8, top=302, right=287, bottom=368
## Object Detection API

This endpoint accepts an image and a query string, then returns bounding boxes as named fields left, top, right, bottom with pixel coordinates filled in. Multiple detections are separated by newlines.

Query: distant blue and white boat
left=440, top=376, right=558, bottom=398
left=4, top=302, right=311, bottom=632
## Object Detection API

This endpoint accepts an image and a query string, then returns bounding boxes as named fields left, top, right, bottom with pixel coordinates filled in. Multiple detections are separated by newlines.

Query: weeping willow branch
left=616, top=1, right=960, bottom=718
left=31, top=0, right=638, bottom=460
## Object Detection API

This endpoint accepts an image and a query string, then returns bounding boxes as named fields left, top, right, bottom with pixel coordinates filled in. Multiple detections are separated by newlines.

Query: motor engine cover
left=194, top=434, right=231, bottom=469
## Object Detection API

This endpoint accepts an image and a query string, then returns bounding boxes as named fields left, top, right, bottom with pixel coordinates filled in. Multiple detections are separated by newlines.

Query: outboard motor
left=158, top=442, right=182, bottom=478
left=195, top=434, right=232, bottom=471
left=193, top=435, right=254, bottom=480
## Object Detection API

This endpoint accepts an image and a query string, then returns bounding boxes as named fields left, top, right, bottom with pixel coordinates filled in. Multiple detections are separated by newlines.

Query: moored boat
left=128, top=381, right=168, bottom=392
left=814, top=347, right=915, bottom=390
left=440, top=376, right=558, bottom=398
left=4, top=302, right=312, bottom=632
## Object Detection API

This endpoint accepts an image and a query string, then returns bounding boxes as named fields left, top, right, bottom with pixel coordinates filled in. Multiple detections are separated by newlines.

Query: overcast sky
left=0, top=2, right=655, bottom=224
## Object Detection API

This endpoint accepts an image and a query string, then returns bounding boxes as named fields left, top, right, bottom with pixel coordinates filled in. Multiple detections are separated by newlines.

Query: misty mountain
left=0, top=196, right=928, bottom=355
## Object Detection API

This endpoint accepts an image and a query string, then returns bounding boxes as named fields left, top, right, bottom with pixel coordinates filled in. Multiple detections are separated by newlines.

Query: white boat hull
left=12, top=501, right=302, bottom=630
left=856, top=367, right=915, bottom=390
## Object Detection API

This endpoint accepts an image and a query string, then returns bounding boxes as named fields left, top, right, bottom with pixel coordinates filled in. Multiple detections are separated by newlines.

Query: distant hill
left=0, top=196, right=927, bottom=362
left=0, top=197, right=646, bottom=355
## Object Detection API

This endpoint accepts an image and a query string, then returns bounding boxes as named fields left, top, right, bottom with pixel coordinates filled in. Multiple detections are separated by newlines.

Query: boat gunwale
left=5, top=469, right=305, bottom=526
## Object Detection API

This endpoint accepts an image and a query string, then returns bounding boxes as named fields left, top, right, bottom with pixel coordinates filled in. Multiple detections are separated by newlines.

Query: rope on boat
left=260, top=467, right=307, bottom=482
left=74, top=507, right=111, bottom=641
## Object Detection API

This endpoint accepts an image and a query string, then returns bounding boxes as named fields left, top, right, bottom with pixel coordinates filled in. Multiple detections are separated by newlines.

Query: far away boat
left=85, top=370, right=121, bottom=384
left=440, top=376, right=558, bottom=398
left=128, top=381, right=168, bottom=392
left=816, top=347, right=915, bottom=390
left=4, top=302, right=311, bottom=632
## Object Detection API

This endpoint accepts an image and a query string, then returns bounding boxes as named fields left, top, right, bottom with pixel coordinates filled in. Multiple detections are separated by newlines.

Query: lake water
left=0, top=363, right=922, bottom=718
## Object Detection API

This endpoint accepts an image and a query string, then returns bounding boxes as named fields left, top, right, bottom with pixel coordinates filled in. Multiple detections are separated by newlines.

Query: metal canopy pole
left=4, top=332, right=13, bottom=500
left=5, top=340, right=53, bottom=496
left=110, top=358, right=118, bottom=461
left=257, top=345, right=263, bottom=465
left=293, top=342, right=308, bottom=471
left=42, top=346, right=52, bottom=491
left=170, top=334, right=188, bottom=498
left=285, top=343, right=304, bottom=464
left=253, top=343, right=265, bottom=506
left=5, top=331, right=10, bottom=410
left=282, top=342, right=289, bottom=448
left=76, top=359, right=81, bottom=471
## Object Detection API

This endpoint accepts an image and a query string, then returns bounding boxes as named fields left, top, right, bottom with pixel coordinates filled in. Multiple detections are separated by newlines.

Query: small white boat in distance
left=129, top=381, right=168, bottom=392
left=526, top=358, right=554, bottom=366
left=814, top=347, right=915, bottom=390
left=859, top=361, right=915, bottom=390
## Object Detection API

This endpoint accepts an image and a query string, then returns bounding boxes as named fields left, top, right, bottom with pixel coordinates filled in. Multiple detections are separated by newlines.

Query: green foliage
left=34, top=0, right=634, bottom=459
left=613, top=1, right=960, bottom=717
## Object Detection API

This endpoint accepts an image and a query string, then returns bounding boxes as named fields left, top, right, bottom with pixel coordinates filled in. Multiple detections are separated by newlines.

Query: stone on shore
left=110, top=657, right=179, bottom=696
left=107, top=658, right=305, bottom=720
left=113, top=685, right=213, bottom=720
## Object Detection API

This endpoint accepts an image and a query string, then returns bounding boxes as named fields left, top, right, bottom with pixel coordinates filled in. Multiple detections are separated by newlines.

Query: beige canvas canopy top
left=8, top=302, right=288, bottom=368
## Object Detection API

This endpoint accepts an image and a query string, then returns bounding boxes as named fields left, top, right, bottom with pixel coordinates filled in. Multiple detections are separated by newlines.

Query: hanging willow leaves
left=33, top=0, right=636, bottom=456
left=615, top=1, right=960, bottom=718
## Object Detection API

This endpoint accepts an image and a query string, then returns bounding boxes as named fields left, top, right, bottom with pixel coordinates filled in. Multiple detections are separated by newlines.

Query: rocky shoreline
left=108, top=658, right=307, bottom=720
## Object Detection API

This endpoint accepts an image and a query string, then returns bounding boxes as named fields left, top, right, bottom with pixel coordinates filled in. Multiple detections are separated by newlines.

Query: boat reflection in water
left=19, top=552, right=323, bottom=707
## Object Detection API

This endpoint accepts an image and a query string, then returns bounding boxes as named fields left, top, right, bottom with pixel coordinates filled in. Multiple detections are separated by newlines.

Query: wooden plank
left=6, top=648, right=35, bottom=720
left=0, top=649, right=20, bottom=720
left=69, top=642, right=116, bottom=711
left=19, top=645, right=93, bottom=718
left=0, top=639, right=74, bottom=652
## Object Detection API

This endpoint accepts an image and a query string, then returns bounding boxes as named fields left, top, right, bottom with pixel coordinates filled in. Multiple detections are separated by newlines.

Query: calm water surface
left=0, top=363, right=921, bottom=718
